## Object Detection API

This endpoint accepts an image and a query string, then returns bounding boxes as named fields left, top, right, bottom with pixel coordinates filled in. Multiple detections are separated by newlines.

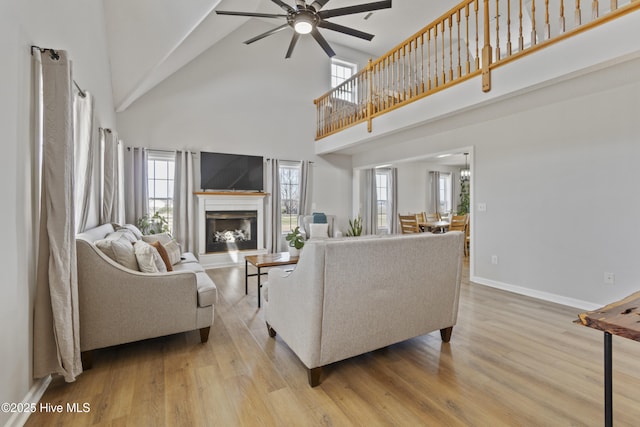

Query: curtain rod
left=30, top=45, right=87, bottom=98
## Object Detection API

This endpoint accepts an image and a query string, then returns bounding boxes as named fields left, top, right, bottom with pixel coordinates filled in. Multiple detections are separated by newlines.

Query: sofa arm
left=77, top=239, right=205, bottom=351
left=264, top=246, right=326, bottom=369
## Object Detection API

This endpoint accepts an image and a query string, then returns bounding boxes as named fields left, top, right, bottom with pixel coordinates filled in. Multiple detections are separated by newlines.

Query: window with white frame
left=376, top=169, right=392, bottom=232
left=438, top=172, right=453, bottom=214
left=331, top=58, right=357, bottom=102
left=147, top=151, right=175, bottom=230
left=279, top=162, right=301, bottom=233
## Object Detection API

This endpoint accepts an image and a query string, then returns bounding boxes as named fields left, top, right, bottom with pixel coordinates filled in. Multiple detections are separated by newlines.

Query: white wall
left=350, top=56, right=640, bottom=308
left=116, top=19, right=355, bottom=233
left=0, top=1, right=116, bottom=425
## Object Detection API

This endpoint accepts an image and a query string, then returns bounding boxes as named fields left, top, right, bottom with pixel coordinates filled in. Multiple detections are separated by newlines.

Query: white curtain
left=73, top=91, right=95, bottom=233
left=174, top=150, right=195, bottom=253
left=299, top=160, right=311, bottom=216
left=124, top=147, right=148, bottom=224
left=101, top=128, right=124, bottom=224
left=32, top=49, right=82, bottom=382
left=266, top=159, right=282, bottom=253
left=429, top=171, right=441, bottom=214
left=389, top=168, right=399, bottom=234
left=360, top=168, right=378, bottom=235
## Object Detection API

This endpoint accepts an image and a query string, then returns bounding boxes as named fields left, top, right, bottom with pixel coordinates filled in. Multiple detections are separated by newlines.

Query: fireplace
left=205, top=210, right=258, bottom=253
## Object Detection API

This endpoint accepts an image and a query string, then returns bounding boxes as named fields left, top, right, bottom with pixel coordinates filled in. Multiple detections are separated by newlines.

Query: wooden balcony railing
left=314, top=0, right=639, bottom=140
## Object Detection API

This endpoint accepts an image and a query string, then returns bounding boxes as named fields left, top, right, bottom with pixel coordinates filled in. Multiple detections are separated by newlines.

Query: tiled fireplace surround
left=196, top=193, right=268, bottom=268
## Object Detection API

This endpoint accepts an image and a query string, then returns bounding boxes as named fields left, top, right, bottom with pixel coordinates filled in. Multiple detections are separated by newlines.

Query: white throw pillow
left=141, top=232, right=172, bottom=245
left=134, top=240, right=167, bottom=273
left=117, top=224, right=143, bottom=240
left=95, top=236, right=139, bottom=271
left=309, top=223, right=330, bottom=240
left=163, top=239, right=182, bottom=265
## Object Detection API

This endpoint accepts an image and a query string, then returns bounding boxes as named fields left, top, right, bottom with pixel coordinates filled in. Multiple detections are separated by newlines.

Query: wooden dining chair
left=398, top=214, right=421, bottom=234
left=425, top=212, right=440, bottom=222
left=448, top=214, right=468, bottom=256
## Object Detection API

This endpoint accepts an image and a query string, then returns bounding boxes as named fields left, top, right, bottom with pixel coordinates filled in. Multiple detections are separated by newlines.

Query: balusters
left=592, top=0, right=599, bottom=18
left=531, top=0, right=537, bottom=46
left=434, top=24, right=439, bottom=87
left=427, top=28, right=432, bottom=90
left=457, top=10, right=463, bottom=78
left=519, top=0, right=524, bottom=51
left=420, top=34, right=425, bottom=93
left=611, top=0, right=618, bottom=11
left=560, top=0, right=566, bottom=32
left=545, top=0, right=551, bottom=39
left=475, top=0, right=480, bottom=70
left=441, top=19, right=446, bottom=85
left=576, top=0, right=582, bottom=26
left=465, top=4, right=471, bottom=74
left=495, top=0, right=501, bottom=61
left=507, top=0, right=512, bottom=56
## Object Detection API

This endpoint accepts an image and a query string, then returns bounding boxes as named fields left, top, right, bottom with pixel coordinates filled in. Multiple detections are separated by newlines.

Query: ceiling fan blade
left=244, top=24, right=290, bottom=45
left=310, top=0, right=331, bottom=12
left=271, top=0, right=296, bottom=13
left=319, top=0, right=391, bottom=19
left=216, top=11, right=288, bottom=18
left=285, top=33, right=300, bottom=58
left=310, top=28, right=336, bottom=57
left=317, top=21, right=374, bottom=41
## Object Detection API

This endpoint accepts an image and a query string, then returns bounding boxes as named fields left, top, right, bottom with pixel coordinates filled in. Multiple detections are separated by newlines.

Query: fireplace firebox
left=205, top=210, right=258, bottom=253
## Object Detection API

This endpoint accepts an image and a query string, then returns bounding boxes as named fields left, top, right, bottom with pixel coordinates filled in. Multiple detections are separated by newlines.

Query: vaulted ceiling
left=104, top=0, right=459, bottom=112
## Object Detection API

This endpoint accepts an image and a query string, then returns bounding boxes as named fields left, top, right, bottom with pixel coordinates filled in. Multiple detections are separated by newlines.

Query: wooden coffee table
left=245, top=252, right=299, bottom=308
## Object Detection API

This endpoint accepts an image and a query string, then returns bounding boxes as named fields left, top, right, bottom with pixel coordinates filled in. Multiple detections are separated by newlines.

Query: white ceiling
left=104, top=0, right=459, bottom=112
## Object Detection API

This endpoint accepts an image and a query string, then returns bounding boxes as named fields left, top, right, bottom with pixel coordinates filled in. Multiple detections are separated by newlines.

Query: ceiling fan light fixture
left=293, top=13, right=315, bottom=34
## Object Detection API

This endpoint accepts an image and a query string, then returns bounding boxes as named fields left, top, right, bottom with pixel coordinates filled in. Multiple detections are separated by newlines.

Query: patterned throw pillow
left=95, top=235, right=139, bottom=271
left=163, top=239, right=182, bottom=265
left=141, top=232, right=172, bottom=245
left=134, top=240, right=167, bottom=273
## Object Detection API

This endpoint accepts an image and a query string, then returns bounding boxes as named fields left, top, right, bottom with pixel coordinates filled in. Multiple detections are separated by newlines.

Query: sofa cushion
left=151, top=241, right=173, bottom=271
left=195, top=271, right=217, bottom=307
left=163, top=239, right=182, bottom=265
left=141, top=232, right=172, bottom=245
left=172, top=262, right=205, bottom=273
left=117, top=224, right=143, bottom=240
left=180, top=252, right=199, bottom=264
left=134, top=240, right=167, bottom=273
left=95, top=235, right=139, bottom=271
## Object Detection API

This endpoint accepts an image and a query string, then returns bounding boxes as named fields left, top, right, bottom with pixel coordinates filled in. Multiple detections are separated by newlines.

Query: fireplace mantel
left=196, top=193, right=268, bottom=268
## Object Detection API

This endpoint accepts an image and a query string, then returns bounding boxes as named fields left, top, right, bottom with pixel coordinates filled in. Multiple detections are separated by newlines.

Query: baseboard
left=470, top=275, right=602, bottom=311
left=4, top=376, right=51, bottom=427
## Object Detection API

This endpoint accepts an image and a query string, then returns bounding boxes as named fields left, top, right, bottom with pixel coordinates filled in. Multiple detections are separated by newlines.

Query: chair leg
left=199, top=327, right=211, bottom=343
left=440, top=326, right=453, bottom=343
left=81, top=350, right=93, bottom=370
left=308, top=367, right=322, bottom=387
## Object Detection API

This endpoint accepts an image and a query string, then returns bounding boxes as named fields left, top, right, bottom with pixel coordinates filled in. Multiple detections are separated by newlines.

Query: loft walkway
left=314, top=0, right=640, bottom=140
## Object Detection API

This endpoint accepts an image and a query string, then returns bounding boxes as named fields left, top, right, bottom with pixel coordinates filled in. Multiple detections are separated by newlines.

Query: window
left=279, top=163, right=301, bottom=232
left=438, top=172, right=453, bottom=214
left=376, top=169, right=391, bottom=232
left=147, top=151, right=175, bottom=230
left=331, top=58, right=357, bottom=102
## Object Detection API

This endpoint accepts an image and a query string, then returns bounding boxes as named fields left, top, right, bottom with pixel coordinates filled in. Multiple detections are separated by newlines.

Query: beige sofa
left=76, top=224, right=216, bottom=367
left=263, top=232, right=464, bottom=386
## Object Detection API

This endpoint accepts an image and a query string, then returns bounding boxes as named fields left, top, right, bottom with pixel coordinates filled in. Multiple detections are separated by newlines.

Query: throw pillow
left=309, top=223, right=330, bottom=240
left=163, top=239, right=182, bottom=265
left=141, top=232, right=172, bottom=245
left=118, top=224, right=143, bottom=240
left=108, top=229, right=137, bottom=243
left=151, top=241, right=173, bottom=271
left=95, top=236, right=139, bottom=271
left=134, top=240, right=167, bottom=273
left=312, top=212, right=327, bottom=224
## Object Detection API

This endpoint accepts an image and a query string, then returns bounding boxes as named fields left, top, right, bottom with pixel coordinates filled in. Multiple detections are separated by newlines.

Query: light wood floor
left=27, top=261, right=640, bottom=426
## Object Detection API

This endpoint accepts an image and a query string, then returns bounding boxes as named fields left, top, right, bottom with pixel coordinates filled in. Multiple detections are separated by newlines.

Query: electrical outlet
left=491, top=255, right=498, bottom=265
left=604, top=272, right=615, bottom=285
left=478, top=203, right=487, bottom=212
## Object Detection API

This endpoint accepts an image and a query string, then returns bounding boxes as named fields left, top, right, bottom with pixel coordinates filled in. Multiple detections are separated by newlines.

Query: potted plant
left=285, top=226, right=304, bottom=256
left=136, top=212, right=169, bottom=235
left=346, top=215, right=363, bottom=237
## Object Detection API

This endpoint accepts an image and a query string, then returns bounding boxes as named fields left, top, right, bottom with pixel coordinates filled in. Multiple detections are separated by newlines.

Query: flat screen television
left=200, top=152, right=264, bottom=192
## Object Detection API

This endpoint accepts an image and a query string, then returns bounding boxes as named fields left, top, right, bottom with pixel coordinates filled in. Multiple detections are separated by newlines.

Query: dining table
left=419, top=220, right=450, bottom=233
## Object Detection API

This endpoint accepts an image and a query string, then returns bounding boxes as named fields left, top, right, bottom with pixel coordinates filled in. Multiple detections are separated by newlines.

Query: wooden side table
left=245, top=252, right=298, bottom=308
left=577, top=291, right=640, bottom=427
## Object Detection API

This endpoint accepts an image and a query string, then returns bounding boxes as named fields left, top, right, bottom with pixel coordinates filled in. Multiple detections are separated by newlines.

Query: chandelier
left=460, top=153, right=470, bottom=181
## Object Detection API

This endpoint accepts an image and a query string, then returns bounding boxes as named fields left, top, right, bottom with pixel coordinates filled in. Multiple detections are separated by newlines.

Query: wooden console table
left=245, top=252, right=298, bottom=308
left=576, top=291, right=640, bottom=427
